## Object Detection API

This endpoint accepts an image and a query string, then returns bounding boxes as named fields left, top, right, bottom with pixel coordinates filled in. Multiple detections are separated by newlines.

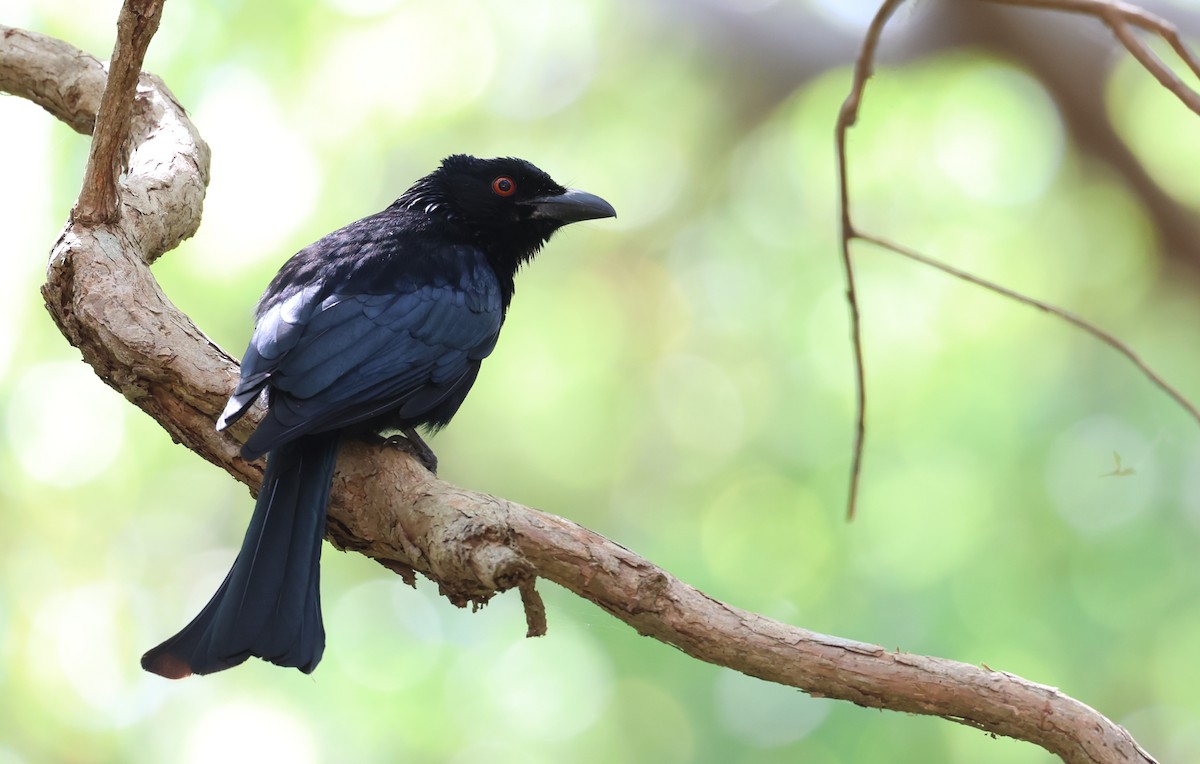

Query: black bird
left=141, top=155, right=615, bottom=679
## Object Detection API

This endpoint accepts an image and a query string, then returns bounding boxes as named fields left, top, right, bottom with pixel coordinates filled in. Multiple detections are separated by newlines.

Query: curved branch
left=0, top=23, right=1156, bottom=764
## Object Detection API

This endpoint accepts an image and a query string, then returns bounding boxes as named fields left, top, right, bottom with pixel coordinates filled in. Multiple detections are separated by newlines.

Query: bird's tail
left=141, top=434, right=341, bottom=679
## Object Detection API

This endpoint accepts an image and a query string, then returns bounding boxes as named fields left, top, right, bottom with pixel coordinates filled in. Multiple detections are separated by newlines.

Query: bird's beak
left=525, top=188, right=617, bottom=224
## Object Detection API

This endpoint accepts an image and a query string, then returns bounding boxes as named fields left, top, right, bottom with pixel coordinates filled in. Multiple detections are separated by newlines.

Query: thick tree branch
left=0, top=26, right=107, bottom=134
left=0, top=22, right=1157, bottom=764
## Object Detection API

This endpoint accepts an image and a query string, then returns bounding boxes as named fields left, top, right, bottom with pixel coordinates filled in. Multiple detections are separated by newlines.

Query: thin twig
left=982, top=0, right=1200, bottom=116
left=834, top=0, right=1200, bottom=519
left=857, top=231, right=1200, bottom=426
left=1107, top=14, right=1200, bottom=116
left=72, top=0, right=164, bottom=224
left=834, top=0, right=909, bottom=520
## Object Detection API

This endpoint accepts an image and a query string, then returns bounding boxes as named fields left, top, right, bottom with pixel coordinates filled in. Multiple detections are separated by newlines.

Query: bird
left=141, top=154, right=616, bottom=679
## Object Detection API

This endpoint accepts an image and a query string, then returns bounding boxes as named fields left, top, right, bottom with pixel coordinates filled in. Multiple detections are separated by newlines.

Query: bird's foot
left=380, top=427, right=439, bottom=475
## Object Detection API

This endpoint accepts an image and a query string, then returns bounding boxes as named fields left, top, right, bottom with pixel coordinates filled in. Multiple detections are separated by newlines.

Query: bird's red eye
left=491, top=176, right=516, bottom=197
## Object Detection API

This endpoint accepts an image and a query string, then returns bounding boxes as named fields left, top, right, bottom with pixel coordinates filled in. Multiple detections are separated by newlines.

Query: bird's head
left=399, top=155, right=616, bottom=263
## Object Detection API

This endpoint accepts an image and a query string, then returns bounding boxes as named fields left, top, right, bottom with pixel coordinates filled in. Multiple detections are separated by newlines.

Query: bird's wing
left=222, top=253, right=503, bottom=457
left=216, top=283, right=322, bottom=430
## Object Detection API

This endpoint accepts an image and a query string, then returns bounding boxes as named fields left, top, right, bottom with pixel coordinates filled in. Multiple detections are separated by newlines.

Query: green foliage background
left=2, top=1, right=1199, bottom=761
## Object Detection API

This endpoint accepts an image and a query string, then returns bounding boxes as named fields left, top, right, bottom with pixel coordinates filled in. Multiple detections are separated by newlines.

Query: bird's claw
left=381, top=428, right=439, bottom=474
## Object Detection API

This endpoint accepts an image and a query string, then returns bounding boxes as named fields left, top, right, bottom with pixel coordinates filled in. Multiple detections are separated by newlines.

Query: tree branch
left=72, top=0, right=164, bottom=225
left=983, top=0, right=1200, bottom=117
left=0, top=21, right=1157, bottom=764
left=857, top=232, right=1200, bottom=425
left=834, top=0, right=1200, bottom=520
left=834, top=0, right=907, bottom=522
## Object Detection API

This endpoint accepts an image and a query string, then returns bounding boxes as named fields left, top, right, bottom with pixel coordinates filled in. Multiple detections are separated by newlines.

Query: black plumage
left=141, top=155, right=615, bottom=678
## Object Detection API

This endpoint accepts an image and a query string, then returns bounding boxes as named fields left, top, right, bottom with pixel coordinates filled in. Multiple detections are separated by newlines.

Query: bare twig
left=983, top=0, right=1200, bottom=116
left=0, top=21, right=1160, bottom=764
left=858, top=232, right=1200, bottom=425
left=833, top=0, right=1200, bottom=520
left=72, top=0, right=164, bottom=224
left=834, top=0, right=907, bottom=521
left=1106, top=16, right=1200, bottom=116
